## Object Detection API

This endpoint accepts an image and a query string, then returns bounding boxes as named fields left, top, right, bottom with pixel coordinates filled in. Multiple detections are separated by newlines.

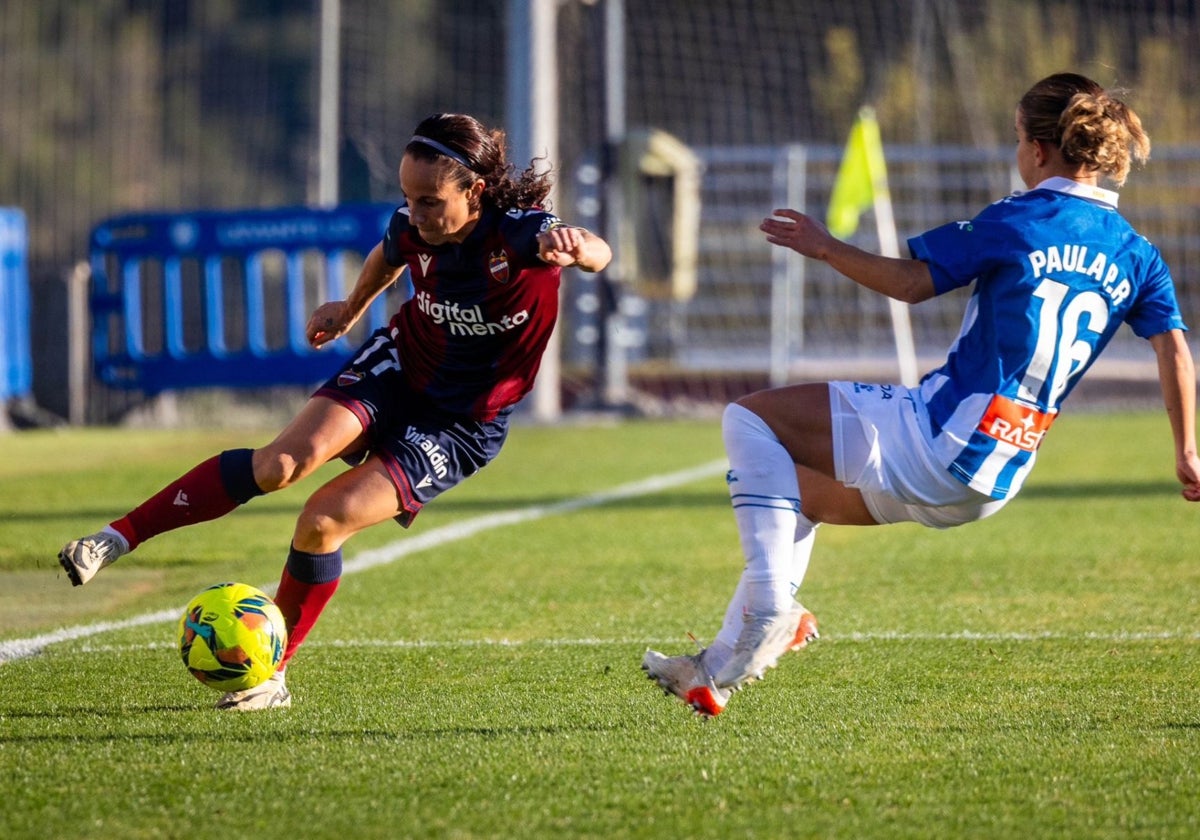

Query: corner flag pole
left=827, top=107, right=919, bottom=387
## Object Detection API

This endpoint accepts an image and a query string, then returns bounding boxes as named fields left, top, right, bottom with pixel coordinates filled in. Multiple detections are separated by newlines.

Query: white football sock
left=721, top=402, right=804, bottom=617
left=789, top=518, right=817, bottom=596
left=101, top=525, right=130, bottom=554
left=706, top=513, right=817, bottom=674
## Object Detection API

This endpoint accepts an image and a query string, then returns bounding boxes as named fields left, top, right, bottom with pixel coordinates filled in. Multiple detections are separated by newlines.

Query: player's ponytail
left=1019, top=73, right=1150, bottom=187
left=1058, top=90, right=1149, bottom=187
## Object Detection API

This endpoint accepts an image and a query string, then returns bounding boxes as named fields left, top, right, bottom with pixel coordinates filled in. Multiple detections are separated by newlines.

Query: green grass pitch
left=1, top=412, right=1198, bottom=838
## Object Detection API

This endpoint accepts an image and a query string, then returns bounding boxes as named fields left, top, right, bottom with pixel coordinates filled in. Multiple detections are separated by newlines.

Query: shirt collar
left=1031, top=176, right=1119, bottom=208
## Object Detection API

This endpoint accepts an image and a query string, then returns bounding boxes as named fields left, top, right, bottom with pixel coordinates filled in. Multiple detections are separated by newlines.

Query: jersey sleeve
left=499, top=208, right=563, bottom=264
left=907, top=207, right=1019, bottom=296
left=381, top=206, right=410, bottom=267
left=1125, top=244, right=1187, bottom=338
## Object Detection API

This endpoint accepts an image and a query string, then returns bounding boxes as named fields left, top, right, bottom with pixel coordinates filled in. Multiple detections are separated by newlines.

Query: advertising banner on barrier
left=89, top=203, right=399, bottom=394
left=1, top=207, right=32, bottom=401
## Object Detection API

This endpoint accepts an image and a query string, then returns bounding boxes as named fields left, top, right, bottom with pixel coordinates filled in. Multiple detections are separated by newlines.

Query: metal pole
left=601, top=0, right=627, bottom=406
left=769, top=144, right=806, bottom=387
left=507, top=0, right=561, bottom=420
left=317, top=0, right=341, bottom=207
left=67, top=261, right=90, bottom=425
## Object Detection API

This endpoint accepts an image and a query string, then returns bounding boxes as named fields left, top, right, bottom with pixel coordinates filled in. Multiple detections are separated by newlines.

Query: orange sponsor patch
left=977, top=394, right=1056, bottom=452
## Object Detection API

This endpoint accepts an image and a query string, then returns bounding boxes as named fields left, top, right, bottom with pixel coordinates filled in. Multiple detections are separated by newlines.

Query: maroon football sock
left=111, top=449, right=262, bottom=550
left=274, top=547, right=343, bottom=668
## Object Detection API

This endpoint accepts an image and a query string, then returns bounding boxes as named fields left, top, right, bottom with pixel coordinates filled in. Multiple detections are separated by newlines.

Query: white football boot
left=788, top=605, right=820, bottom=652
left=58, top=530, right=128, bottom=586
left=642, top=649, right=730, bottom=717
left=215, top=669, right=292, bottom=711
left=713, top=600, right=809, bottom=688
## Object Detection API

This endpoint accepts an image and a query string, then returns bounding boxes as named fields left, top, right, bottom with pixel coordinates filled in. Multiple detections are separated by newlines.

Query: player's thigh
left=738, top=382, right=836, bottom=475
left=296, top=457, right=403, bottom=541
left=796, top=464, right=877, bottom=525
left=254, top=396, right=369, bottom=486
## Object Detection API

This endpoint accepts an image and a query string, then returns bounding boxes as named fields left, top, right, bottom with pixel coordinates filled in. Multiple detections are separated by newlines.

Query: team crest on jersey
left=337, top=370, right=364, bottom=387
left=488, top=250, right=511, bottom=283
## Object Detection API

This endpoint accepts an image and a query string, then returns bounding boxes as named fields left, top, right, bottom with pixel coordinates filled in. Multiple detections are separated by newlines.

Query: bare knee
left=252, top=447, right=322, bottom=492
left=292, top=504, right=353, bottom=554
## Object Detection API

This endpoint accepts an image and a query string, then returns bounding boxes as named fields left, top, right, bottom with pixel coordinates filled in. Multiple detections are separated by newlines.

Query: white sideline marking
left=0, top=460, right=727, bottom=666
left=67, top=628, right=1200, bottom=655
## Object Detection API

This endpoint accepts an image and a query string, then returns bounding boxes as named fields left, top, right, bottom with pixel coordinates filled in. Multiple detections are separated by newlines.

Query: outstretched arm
left=1150, top=328, right=1200, bottom=502
left=760, top=208, right=936, bottom=304
left=306, top=243, right=404, bottom=349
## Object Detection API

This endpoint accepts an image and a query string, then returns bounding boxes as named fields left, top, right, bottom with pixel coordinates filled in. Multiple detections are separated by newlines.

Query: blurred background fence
left=2, top=0, right=1198, bottom=425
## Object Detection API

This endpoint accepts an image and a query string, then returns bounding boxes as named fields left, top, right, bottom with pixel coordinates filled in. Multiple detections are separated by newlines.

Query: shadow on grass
left=5, top=487, right=728, bottom=526
left=21, top=480, right=1175, bottom=532
left=0, top=706, right=627, bottom=744
left=1000, top=479, right=1175, bottom=500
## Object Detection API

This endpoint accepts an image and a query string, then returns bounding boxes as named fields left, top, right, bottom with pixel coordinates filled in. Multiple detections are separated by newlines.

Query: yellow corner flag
left=826, top=106, right=889, bottom=239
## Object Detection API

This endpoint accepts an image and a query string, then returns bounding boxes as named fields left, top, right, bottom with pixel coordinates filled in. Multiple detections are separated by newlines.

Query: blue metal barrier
left=89, top=203, right=401, bottom=394
left=1, top=207, right=32, bottom=401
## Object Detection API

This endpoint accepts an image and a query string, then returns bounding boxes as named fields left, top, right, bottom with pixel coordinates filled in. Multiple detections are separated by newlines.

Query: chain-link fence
left=3, top=0, right=1197, bottom=422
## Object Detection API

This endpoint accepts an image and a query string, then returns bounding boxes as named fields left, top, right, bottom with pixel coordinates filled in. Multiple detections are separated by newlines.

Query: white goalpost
left=507, top=0, right=563, bottom=421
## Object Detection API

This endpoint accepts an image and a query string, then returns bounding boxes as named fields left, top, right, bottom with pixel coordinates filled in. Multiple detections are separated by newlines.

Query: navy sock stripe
left=286, top=545, right=344, bottom=584
left=218, top=448, right=264, bottom=504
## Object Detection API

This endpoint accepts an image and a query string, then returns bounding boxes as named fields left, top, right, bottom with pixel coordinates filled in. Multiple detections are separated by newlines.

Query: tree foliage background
left=3, top=0, right=1197, bottom=280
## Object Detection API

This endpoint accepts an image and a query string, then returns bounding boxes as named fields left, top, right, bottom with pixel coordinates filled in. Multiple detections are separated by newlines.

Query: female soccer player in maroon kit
left=59, top=113, right=612, bottom=709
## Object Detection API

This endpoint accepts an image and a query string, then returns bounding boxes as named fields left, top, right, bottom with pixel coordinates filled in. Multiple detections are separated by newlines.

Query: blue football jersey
left=908, top=177, right=1186, bottom=499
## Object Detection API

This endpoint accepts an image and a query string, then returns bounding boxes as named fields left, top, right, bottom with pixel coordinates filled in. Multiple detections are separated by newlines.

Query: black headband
left=410, top=135, right=478, bottom=173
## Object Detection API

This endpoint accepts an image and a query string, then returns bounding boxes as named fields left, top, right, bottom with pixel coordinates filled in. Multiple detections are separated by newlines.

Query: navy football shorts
left=314, top=328, right=511, bottom=527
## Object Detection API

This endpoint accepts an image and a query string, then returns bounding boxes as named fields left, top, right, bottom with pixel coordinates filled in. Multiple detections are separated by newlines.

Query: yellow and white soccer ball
left=178, top=582, right=287, bottom=692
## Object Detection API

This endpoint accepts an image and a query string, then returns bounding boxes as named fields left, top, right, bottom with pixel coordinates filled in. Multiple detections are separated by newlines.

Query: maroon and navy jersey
left=381, top=203, right=563, bottom=420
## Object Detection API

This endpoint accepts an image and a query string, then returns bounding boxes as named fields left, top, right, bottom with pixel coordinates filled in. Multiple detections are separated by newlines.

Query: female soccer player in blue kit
left=644, top=73, right=1200, bottom=717
left=59, top=112, right=612, bottom=709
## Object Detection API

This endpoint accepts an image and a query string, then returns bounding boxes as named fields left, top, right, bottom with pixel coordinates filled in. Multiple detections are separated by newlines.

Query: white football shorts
left=828, top=381, right=1010, bottom=529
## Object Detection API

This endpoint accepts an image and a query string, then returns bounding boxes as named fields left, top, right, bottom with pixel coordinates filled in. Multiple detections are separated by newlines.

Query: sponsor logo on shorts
left=852, top=382, right=896, bottom=400
left=404, top=426, right=449, bottom=479
left=977, top=394, right=1056, bottom=451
